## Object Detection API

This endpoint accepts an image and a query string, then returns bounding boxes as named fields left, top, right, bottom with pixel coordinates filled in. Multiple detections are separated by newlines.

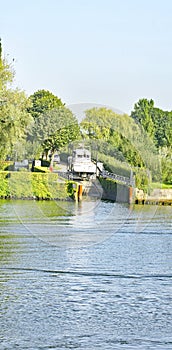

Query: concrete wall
left=99, top=178, right=132, bottom=203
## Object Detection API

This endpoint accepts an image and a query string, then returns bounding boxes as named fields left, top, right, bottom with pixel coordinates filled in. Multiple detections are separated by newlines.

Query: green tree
left=42, top=107, right=80, bottom=156
left=27, top=90, right=80, bottom=158
left=29, top=105, right=80, bottom=158
left=151, top=108, right=172, bottom=148
left=131, top=99, right=155, bottom=138
left=131, top=98, right=172, bottom=149
left=0, top=40, right=33, bottom=159
left=81, top=107, right=146, bottom=167
left=0, top=38, right=14, bottom=91
left=28, top=89, right=64, bottom=119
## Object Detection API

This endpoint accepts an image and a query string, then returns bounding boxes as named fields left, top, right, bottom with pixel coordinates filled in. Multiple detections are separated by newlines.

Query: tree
left=28, top=89, right=64, bottom=119
left=0, top=40, right=33, bottom=159
left=0, top=38, right=14, bottom=91
left=0, top=89, right=33, bottom=159
left=151, top=108, right=172, bottom=148
left=131, top=99, right=155, bottom=138
left=81, top=107, right=146, bottom=167
left=27, top=90, right=80, bottom=158
left=28, top=104, right=80, bottom=158
left=131, top=98, right=172, bottom=150
left=42, top=107, right=80, bottom=156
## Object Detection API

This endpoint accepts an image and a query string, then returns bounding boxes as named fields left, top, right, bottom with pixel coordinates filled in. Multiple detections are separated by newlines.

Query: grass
left=151, top=182, right=172, bottom=189
left=0, top=171, right=77, bottom=200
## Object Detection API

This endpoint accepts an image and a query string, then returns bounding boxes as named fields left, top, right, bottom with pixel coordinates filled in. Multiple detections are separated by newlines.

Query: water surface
left=0, top=199, right=172, bottom=349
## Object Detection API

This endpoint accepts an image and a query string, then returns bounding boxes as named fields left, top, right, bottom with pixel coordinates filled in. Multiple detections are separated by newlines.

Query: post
left=78, top=184, right=83, bottom=201
left=129, top=186, right=133, bottom=204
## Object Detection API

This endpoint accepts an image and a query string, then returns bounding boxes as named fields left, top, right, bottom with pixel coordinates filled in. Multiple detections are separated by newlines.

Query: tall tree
left=27, top=91, right=80, bottom=157
left=28, top=90, right=64, bottom=119
left=130, top=99, right=155, bottom=138
left=42, top=107, right=80, bottom=156
left=131, top=98, right=172, bottom=148
left=0, top=40, right=33, bottom=159
left=0, top=38, right=14, bottom=91
left=81, top=107, right=156, bottom=168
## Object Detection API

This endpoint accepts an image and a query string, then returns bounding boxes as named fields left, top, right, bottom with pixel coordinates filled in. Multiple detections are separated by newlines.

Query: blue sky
left=1, top=0, right=172, bottom=113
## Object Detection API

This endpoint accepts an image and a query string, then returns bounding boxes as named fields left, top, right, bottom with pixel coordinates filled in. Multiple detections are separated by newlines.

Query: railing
left=57, top=171, right=70, bottom=179
left=100, top=170, right=135, bottom=187
left=57, top=170, right=135, bottom=187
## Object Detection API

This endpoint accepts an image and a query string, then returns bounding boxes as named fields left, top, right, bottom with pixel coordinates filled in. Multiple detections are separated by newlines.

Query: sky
left=1, top=0, right=172, bottom=114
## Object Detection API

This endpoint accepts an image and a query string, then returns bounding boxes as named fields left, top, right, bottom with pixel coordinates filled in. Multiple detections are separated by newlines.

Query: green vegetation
left=27, top=90, right=80, bottom=160
left=80, top=103, right=171, bottom=188
left=151, top=182, right=172, bottom=189
left=0, top=39, right=33, bottom=160
left=0, top=40, right=171, bottom=193
left=80, top=107, right=159, bottom=188
left=0, top=171, right=76, bottom=200
left=0, top=41, right=80, bottom=162
left=131, top=98, right=172, bottom=148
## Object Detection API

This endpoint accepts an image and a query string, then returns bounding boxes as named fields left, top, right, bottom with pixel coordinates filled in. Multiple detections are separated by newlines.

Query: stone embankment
left=135, top=188, right=172, bottom=205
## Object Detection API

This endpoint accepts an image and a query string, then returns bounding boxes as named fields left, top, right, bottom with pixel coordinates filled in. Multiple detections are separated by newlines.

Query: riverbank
left=135, top=188, right=172, bottom=205
left=99, top=177, right=172, bottom=205
left=1, top=171, right=172, bottom=205
left=0, top=171, right=77, bottom=200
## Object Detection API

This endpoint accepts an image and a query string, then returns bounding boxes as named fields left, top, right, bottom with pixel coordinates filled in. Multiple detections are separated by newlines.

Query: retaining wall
left=99, top=178, right=132, bottom=203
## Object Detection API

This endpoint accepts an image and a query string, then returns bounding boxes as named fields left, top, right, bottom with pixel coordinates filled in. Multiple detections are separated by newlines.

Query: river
left=0, top=199, right=172, bottom=349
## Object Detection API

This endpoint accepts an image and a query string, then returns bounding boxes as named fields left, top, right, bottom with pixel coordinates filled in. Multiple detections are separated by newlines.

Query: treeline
left=0, top=39, right=80, bottom=162
left=0, top=40, right=171, bottom=185
left=80, top=106, right=171, bottom=184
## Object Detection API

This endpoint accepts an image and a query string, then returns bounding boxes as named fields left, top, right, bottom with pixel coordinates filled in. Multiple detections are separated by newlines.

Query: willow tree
left=0, top=39, right=33, bottom=159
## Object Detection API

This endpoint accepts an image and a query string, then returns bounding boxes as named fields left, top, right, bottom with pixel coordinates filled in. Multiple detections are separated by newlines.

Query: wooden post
left=129, top=186, right=133, bottom=204
left=78, top=184, right=83, bottom=201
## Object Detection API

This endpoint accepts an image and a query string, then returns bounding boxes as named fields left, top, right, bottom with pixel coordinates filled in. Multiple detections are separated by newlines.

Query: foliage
left=0, top=38, right=14, bottom=90
left=151, top=182, right=172, bottom=189
left=41, top=107, right=80, bottom=154
left=0, top=161, right=13, bottom=170
left=134, top=169, right=150, bottom=191
left=131, top=98, right=172, bottom=148
left=0, top=171, right=76, bottom=200
left=0, top=89, right=33, bottom=159
left=99, top=177, right=117, bottom=191
left=80, top=107, right=158, bottom=172
left=27, top=91, right=80, bottom=157
left=33, top=166, right=50, bottom=173
left=0, top=41, right=33, bottom=160
left=0, top=40, right=171, bottom=186
left=66, top=181, right=78, bottom=199
left=0, top=172, right=10, bottom=197
left=131, top=99, right=172, bottom=184
left=20, top=140, right=43, bottom=160
left=161, top=158, right=172, bottom=184
left=97, top=152, right=131, bottom=177
left=28, top=89, right=64, bottom=118
left=130, top=99, right=155, bottom=138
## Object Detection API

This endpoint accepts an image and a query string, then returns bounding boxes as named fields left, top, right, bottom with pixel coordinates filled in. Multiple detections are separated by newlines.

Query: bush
left=0, top=161, right=13, bottom=171
left=33, top=166, right=50, bottom=173
left=0, top=171, right=76, bottom=200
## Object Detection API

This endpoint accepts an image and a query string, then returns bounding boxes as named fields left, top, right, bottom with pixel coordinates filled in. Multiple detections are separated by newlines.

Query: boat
left=67, top=147, right=97, bottom=179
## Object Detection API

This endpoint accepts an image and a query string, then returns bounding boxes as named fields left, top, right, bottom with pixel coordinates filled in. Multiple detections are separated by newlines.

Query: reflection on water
left=2, top=199, right=131, bottom=247
left=0, top=199, right=172, bottom=349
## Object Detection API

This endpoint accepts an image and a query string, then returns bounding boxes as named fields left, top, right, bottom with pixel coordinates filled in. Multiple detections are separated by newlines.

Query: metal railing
left=100, top=170, right=135, bottom=187
left=57, top=169, right=135, bottom=187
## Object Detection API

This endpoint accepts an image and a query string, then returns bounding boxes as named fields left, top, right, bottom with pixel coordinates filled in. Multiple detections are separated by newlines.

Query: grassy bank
left=0, top=171, right=77, bottom=200
left=151, top=182, right=172, bottom=189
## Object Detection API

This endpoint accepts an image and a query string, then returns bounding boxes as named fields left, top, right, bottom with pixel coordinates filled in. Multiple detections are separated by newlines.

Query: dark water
left=0, top=199, right=172, bottom=350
